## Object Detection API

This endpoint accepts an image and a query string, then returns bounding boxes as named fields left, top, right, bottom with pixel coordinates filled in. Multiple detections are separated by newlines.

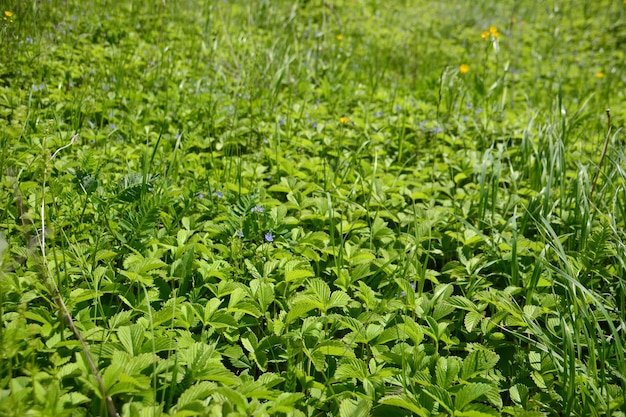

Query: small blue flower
left=374, top=111, right=383, bottom=117
left=197, top=193, right=204, bottom=199
left=213, top=191, right=223, bottom=198
left=87, top=120, right=95, bottom=129
left=26, top=37, right=33, bottom=44
left=395, top=105, right=402, bottom=111
left=251, top=205, right=264, bottom=213
left=174, top=133, right=182, bottom=140
left=264, top=232, right=274, bottom=242
left=279, top=117, right=286, bottom=127
left=312, top=122, right=317, bottom=129
left=110, top=123, right=116, bottom=130
left=236, top=230, right=244, bottom=238
left=466, top=103, right=472, bottom=109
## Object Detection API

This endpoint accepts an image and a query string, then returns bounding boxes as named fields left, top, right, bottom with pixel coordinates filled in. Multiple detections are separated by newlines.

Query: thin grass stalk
left=589, top=109, right=611, bottom=205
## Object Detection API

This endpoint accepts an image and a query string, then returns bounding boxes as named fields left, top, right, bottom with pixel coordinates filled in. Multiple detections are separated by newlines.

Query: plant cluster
left=1, top=1, right=625, bottom=416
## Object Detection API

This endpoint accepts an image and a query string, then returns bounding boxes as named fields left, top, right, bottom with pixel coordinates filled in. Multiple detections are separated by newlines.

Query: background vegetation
left=1, top=0, right=625, bottom=416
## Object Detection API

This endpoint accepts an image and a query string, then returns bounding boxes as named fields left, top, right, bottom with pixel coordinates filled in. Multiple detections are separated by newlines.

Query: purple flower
left=236, top=230, right=244, bottom=238
left=251, top=205, right=264, bottom=213
left=213, top=191, right=223, bottom=198
left=264, top=232, right=274, bottom=242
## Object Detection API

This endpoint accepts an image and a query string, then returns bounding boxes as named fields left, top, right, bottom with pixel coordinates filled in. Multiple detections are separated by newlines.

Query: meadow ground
left=1, top=1, right=625, bottom=416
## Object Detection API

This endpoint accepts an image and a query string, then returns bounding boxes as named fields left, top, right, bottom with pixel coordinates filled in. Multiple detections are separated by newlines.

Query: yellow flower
left=489, top=25, right=500, bottom=38
left=481, top=31, right=490, bottom=39
left=4, top=11, right=13, bottom=17
left=459, top=64, right=470, bottom=74
left=596, top=72, right=605, bottom=79
left=337, top=34, right=343, bottom=41
left=339, top=116, right=350, bottom=124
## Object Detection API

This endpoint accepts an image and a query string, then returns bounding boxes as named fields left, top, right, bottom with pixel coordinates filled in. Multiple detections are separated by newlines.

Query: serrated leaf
left=455, top=382, right=493, bottom=410
left=118, top=325, right=145, bottom=356
left=286, top=299, right=318, bottom=324
left=423, top=385, right=453, bottom=413
left=310, top=278, right=331, bottom=303
left=378, top=394, right=428, bottom=417
left=446, top=295, right=478, bottom=311
left=339, top=398, right=371, bottom=417
left=465, top=311, right=483, bottom=333
left=176, top=381, right=217, bottom=408
left=509, top=383, right=529, bottom=406
left=334, top=359, right=368, bottom=381
left=484, top=386, right=503, bottom=408
left=528, top=351, right=542, bottom=371
left=462, top=350, right=500, bottom=380
left=436, top=356, right=461, bottom=388
left=267, top=392, right=305, bottom=414
left=314, top=341, right=355, bottom=358
left=245, top=259, right=263, bottom=280
left=285, top=269, right=314, bottom=282
left=455, top=405, right=499, bottom=417
left=531, top=371, right=546, bottom=389
left=60, top=391, right=91, bottom=406
left=328, top=290, right=350, bottom=310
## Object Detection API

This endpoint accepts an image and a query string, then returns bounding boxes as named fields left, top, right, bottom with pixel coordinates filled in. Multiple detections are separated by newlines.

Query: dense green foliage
left=1, top=0, right=625, bottom=416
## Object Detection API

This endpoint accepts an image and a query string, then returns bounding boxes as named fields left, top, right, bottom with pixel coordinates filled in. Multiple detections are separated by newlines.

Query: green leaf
left=378, top=394, right=428, bottom=417
left=435, top=356, right=461, bottom=388
left=314, top=340, right=355, bottom=358
left=509, top=383, right=529, bottom=406
left=310, top=278, right=331, bottom=304
left=285, top=269, right=314, bottom=282
left=455, top=403, right=499, bottom=416
left=339, top=398, right=371, bottom=417
left=334, top=359, right=368, bottom=381
left=118, top=325, right=145, bottom=356
left=530, top=371, right=546, bottom=389
left=455, top=382, right=493, bottom=410
left=328, top=290, right=351, bottom=310
left=464, top=311, right=483, bottom=333
left=176, top=381, right=217, bottom=409
left=286, top=299, right=318, bottom=324
left=60, top=392, right=91, bottom=407
left=423, top=385, right=453, bottom=413
left=461, top=349, right=500, bottom=380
